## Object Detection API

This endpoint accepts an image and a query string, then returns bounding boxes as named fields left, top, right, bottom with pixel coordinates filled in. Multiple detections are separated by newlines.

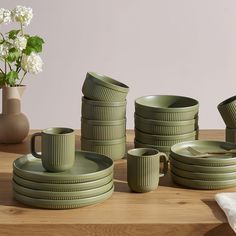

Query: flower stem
left=7, top=62, right=12, bottom=71
left=20, top=23, right=24, bottom=36
left=0, top=32, right=5, bottom=40
left=4, top=60, right=7, bottom=74
left=19, top=71, right=27, bottom=85
left=0, top=68, right=4, bottom=73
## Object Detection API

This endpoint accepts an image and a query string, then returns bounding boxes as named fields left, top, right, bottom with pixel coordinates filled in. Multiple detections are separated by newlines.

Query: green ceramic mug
left=31, top=127, right=75, bottom=172
left=127, top=148, right=168, bottom=193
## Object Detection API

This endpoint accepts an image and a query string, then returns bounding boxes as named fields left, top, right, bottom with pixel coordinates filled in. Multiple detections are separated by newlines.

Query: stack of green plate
left=81, top=72, right=129, bottom=160
left=12, top=151, right=114, bottom=209
left=170, top=140, right=236, bottom=189
left=134, top=95, right=199, bottom=155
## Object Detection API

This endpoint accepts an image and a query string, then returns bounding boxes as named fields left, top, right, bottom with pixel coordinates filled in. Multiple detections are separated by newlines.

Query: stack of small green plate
left=170, top=140, right=236, bottom=189
left=12, top=150, right=114, bottom=209
left=81, top=72, right=129, bottom=160
left=134, top=95, right=199, bottom=155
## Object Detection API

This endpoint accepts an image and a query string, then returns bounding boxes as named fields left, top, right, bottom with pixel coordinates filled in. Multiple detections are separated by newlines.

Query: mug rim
left=128, top=148, right=160, bottom=157
left=42, top=127, right=74, bottom=135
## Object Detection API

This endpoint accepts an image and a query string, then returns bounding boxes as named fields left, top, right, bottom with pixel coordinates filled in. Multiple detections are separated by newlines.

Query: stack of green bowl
left=81, top=72, right=129, bottom=161
left=134, top=95, right=199, bottom=155
left=169, top=140, right=236, bottom=189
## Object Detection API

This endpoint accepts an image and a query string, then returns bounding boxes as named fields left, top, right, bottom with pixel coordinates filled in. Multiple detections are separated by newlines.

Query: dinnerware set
left=134, top=95, right=199, bottom=154
left=218, top=95, right=236, bottom=143
left=81, top=72, right=129, bottom=160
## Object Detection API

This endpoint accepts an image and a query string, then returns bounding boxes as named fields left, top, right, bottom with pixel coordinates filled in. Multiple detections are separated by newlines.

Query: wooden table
left=0, top=130, right=235, bottom=236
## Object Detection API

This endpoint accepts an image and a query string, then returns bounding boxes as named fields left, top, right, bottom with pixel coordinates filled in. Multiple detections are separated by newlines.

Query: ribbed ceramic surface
left=127, top=154, right=159, bottom=192
left=135, top=129, right=197, bottom=147
left=226, top=128, right=236, bottom=143
left=135, top=116, right=197, bottom=135
left=81, top=119, right=126, bottom=140
left=81, top=138, right=126, bottom=161
left=42, top=133, right=75, bottom=172
left=82, top=78, right=128, bottom=102
left=135, top=107, right=198, bottom=121
left=218, top=103, right=236, bottom=128
left=82, top=99, right=126, bottom=120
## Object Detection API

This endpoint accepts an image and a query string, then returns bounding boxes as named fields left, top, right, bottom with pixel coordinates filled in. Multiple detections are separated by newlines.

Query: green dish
left=81, top=118, right=126, bottom=140
left=135, top=129, right=197, bottom=146
left=82, top=72, right=129, bottom=102
left=13, top=186, right=114, bottom=209
left=135, top=114, right=198, bottom=135
left=171, top=172, right=236, bottom=190
left=81, top=97, right=126, bottom=120
left=170, top=140, right=236, bottom=166
left=169, top=156, right=236, bottom=173
left=13, top=172, right=113, bottom=191
left=171, top=164, right=236, bottom=181
left=13, top=150, right=113, bottom=183
left=81, top=137, right=126, bottom=161
left=12, top=180, right=113, bottom=200
left=135, top=95, right=199, bottom=121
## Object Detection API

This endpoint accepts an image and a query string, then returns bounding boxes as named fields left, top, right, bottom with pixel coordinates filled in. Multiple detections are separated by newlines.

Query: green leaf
left=6, top=48, right=20, bottom=63
left=8, top=30, right=21, bottom=40
left=0, top=72, right=5, bottom=86
left=6, top=71, right=18, bottom=86
left=24, top=36, right=45, bottom=55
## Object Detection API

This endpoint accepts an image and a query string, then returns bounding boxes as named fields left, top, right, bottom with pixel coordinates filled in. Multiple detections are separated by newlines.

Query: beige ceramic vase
left=0, top=86, right=29, bottom=143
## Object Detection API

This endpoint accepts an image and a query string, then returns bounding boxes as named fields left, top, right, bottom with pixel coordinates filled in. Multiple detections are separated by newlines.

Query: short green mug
left=127, top=148, right=168, bottom=193
left=31, top=127, right=75, bottom=172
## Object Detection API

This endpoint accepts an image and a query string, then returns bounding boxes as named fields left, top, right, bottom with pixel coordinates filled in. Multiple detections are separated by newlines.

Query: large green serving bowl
left=135, top=113, right=198, bottom=135
left=82, top=72, right=129, bottom=102
left=135, top=95, right=199, bottom=121
left=135, top=129, right=197, bottom=147
left=82, top=97, right=127, bottom=120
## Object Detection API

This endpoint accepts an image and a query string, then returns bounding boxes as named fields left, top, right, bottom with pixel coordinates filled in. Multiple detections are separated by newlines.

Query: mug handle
left=31, top=132, right=42, bottom=159
left=159, top=152, right=168, bottom=178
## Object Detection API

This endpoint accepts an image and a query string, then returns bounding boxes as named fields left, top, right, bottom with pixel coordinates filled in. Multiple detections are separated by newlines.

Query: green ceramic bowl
left=135, top=129, right=197, bottom=147
left=81, top=97, right=127, bottom=120
left=135, top=95, right=199, bottom=121
left=81, top=118, right=126, bottom=140
left=134, top=139, right=170, bottom=156
left=171, top=172, right=236, bottom=190
left=225, top=127, right=236, bottom=143
left=170, top=140, right=236, bottom=166
left=82, top=72, right=129, bottom=102
left=170, top=164, right=236, bottom=181
left=218, top=96, right=236, bottom=128
left=135, top=114, right=198, bottom=135
left=169, top=156, right=236, bottom=173
left=81, top=137, right=126, bottom=161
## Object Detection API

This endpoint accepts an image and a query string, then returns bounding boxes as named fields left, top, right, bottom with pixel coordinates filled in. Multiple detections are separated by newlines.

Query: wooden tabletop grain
left=0, top=130, right=235, bottom=236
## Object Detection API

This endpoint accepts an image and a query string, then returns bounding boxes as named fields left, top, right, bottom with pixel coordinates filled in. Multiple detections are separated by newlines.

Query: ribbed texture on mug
left=127, top=155, right=159, bottom=192
left=81, top=137, right=126, bottom=161
left=42, top=134, right=75, bottom=172
left=218, top=103, right=236, bottom=128
left=82, top=78, right=128, bottom=102
left=226, top=128, right=236, bottom=143
left=135, top=107, right=198, bottom=121
left=82, top=99, right=126, bottom=120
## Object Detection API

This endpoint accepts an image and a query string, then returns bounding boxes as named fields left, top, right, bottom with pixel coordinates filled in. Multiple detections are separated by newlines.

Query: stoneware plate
left=169, top=156, right=236, bottom=173
left=170, top=140, right=236, bottom=166
left=12, top=180, right=113, bottom=200
left=13, top=173, right=113, bottom=192
left=170, top=164, right=236, bottom=181
left=13, top=186, right=114, bottom=209
left=13, top=151, right=113, bottom=183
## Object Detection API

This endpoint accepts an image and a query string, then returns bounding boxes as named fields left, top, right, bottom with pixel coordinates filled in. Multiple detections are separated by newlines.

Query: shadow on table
left=204, top=224, right=235, bottom=236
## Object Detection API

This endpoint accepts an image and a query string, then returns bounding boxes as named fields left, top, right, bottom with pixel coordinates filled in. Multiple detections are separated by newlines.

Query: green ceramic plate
left=170, top=164, right=236, bottom=181
left=170, top=140, right=236, bottom=166
left=13, top=151, right=113, bottom=183
left=12, top=180, right=113, bottom=200
left=171, top=172, right=236, bottom=189
left=13, top=186, right=114, bottom=209
left=169, top=156, right=236, bottom=173
left=13, top=172, right=113, bottom=191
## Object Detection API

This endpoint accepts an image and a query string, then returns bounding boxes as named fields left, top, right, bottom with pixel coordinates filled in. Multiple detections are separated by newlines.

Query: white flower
left=0, top=43, right=9, bottom=59
left=0, top=8, right=11, bottom=24
left=13, top=36, right=27, bottom=51
left=21, top=52, right=43, bottom=74
left=12, top=6, right=33, bottom=26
